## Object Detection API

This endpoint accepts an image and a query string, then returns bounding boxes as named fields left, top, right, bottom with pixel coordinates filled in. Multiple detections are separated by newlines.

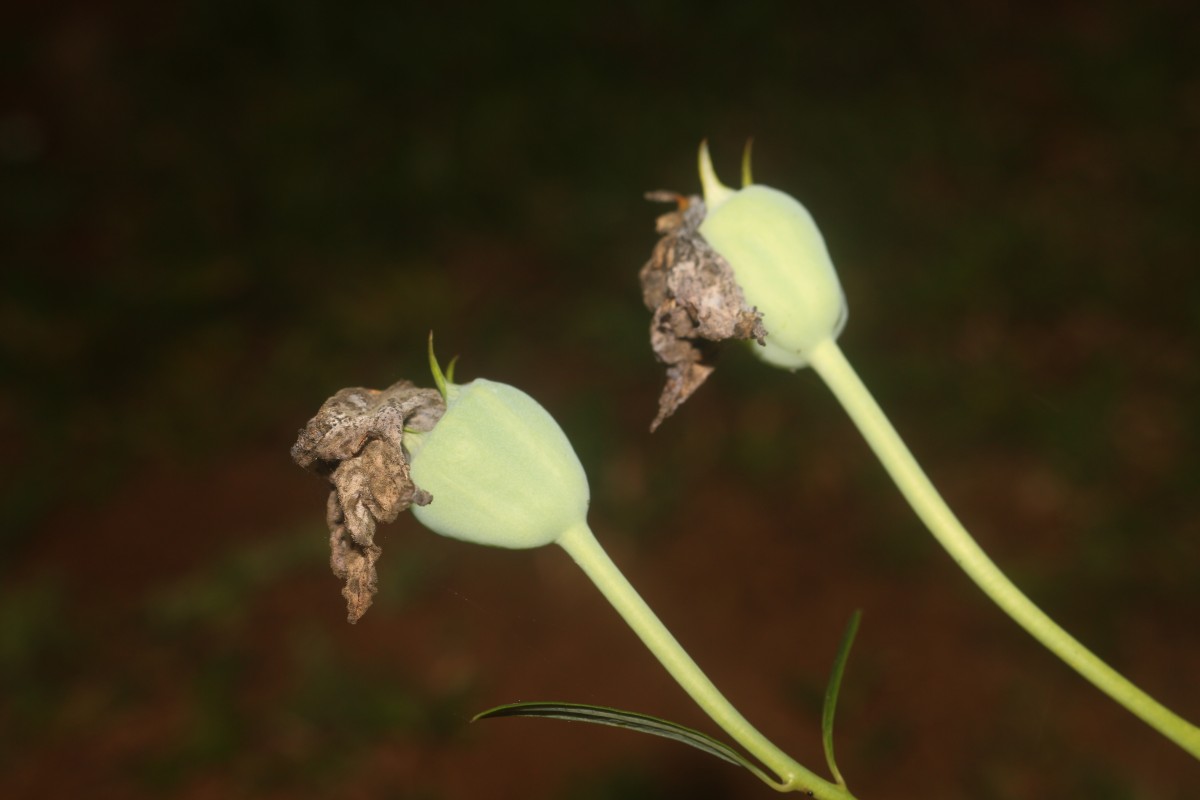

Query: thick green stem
left=557, top=521, right=857, bottom=798
left=807, top=337, right=1200, bottom=759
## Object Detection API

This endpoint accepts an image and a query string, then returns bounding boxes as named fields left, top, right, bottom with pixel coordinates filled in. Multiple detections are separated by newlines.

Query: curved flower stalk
left=651, top=142, right=1200, bottom=760
left=293, top=337, right=857, bottom=799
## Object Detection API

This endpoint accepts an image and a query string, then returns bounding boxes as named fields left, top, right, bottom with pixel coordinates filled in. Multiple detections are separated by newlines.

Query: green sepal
left=741, top=137, right=754, bottom=187
left=427, top=332, right=449, bottom=400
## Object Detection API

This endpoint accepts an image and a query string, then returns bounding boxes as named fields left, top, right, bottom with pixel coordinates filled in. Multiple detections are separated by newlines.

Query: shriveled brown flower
left=291, top=381, right=443, bottom=622
left=639, top=191, right=766, bottom=431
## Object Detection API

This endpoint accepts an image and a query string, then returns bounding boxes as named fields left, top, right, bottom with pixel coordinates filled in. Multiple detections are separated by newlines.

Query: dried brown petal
left=292, top=381, right=444, bottom=622
left=639, top=192, right=766, bottom=431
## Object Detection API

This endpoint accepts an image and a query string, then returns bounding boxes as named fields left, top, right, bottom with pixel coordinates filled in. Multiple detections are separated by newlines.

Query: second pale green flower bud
left=698, top=142, right=848, bottom=370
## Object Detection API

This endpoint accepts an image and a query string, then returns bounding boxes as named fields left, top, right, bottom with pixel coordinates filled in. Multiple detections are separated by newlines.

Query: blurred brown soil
left=6, top=422, right=1198, bottom=799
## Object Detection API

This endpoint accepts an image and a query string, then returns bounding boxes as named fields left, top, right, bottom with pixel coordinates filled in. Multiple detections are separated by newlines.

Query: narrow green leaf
left=474, top=702, right=775, bottom=784
left=821, top=610, right=861, bottom=787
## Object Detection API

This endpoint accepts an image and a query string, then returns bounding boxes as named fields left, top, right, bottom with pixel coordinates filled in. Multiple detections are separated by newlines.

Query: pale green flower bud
left=405, top=366, right=590, bottom=550
left=698, top=142, right=848, bottom=370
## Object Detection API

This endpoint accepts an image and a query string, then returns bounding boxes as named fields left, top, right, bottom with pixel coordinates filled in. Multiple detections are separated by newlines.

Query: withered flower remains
left=291, top=382, right=443, bottom=622
left=639, top=191, right=766, bottom=431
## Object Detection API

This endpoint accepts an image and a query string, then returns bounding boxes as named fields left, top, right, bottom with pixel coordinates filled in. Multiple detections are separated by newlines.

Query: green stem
left=557, top=521, right=857, bottom=798
left=807, top=337, right=1200, bottom=759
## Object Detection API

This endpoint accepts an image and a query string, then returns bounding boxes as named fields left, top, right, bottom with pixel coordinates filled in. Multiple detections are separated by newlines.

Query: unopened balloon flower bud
left=698, top=141, right=848, bottom=369
left=405, top=349, right=590, bottom=550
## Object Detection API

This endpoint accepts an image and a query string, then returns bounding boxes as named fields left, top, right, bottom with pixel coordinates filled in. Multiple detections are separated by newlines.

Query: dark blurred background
left=3, top=1, right=1199, bottom=798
